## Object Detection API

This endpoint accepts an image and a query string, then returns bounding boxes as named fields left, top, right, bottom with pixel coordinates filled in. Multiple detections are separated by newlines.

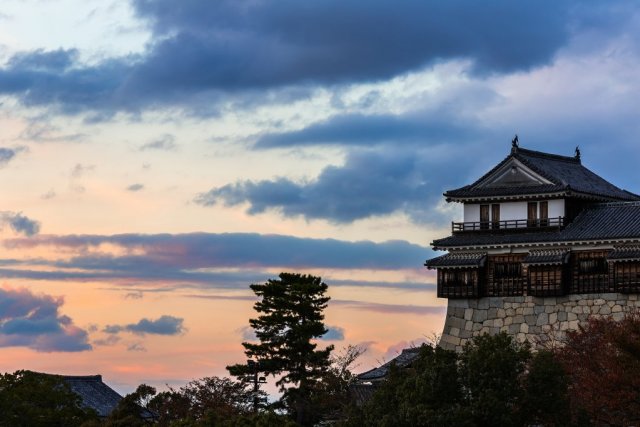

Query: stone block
left=473, top=323, right=482, bottom=331
left=465, top=321, right=473, bottom=331
left=545, top=305, right=556, bottom=314
left=534, top=305, right=545, bottom=315
left=494, top=318, right=504, bottom=328
left=612, top=312, right=625, bottom=322
left=594, top=298, right=605, bottom=306
left=473, top=310, right=488, bottom=322
left=489, top=298, right=502, bottom=308
left=515, top=307, right=524, bottom=315
left=560, top=321, right=569, bottom=331
left=459, top=329, right=472, bottom=339
left=568, top=320, right=579, bottom=330
left=497, top=308, right=506, bottom=318
left=536, top=313, right=548, bottom=326
left=572, top=306, right=582, bottom=314
left=513, top=315, right=525, bottom=324
left=506, top=308, right=515, bottom=316
left=612, top=305, right=622, bottom=313
left=464, top=308, right=474, bottom=321
left=525, top=315, right=537, bottom=325
left=504, top=317, right=513, bottom=326
left=578, top=299, right=588, bottom=306
left=520, top=323, right=529, bottom=333
left=487, top=308, right=498, bottom=319
left=557, top=311, right=568, bottom=322
left=477, top=299, right=490, bottom=310
left=549, top=312, right=557, bottom=325
left=544, top=297, right=557, bottom=306
left=450, top=327, right=460, bottom=337
left=600, top=305, right=611, bottom=315
left=516, top=333, right=526, bottom=342
left=568, top=312, right=578, bottom=321
left=603, top=293, right=618, bottom=301
left=629, top=294, right=638, bottom=301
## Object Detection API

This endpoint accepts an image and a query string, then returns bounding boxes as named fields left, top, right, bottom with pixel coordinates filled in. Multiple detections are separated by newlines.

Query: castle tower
left=426, top=142, right=640, bottom=351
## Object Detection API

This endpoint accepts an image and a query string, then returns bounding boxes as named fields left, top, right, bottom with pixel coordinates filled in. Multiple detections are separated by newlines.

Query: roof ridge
left=594, top=201, right=640, bottom=208
left=516, top=147, right=580, bottom=163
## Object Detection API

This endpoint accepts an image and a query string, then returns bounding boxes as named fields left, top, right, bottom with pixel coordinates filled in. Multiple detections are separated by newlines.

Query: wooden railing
left=452, top=217, right=564, bottom=233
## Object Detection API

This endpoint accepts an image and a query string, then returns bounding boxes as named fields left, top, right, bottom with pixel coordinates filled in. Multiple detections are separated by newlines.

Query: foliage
left=308, top=344, right=366, bottom=422
left=557, top=312, right=640, bottom=426
left=520, top=350, right=570, bottom=426
left=149, top=376, right=256, bottom=425
left=0, top=370, right=97, bottom=427
left=459, top=333, right=530, bottom=426
left=347, top=344, right=471, bottom=427
left=227, top=273, right=334, bottom=425
left=103, top=383, right=156, bottom=426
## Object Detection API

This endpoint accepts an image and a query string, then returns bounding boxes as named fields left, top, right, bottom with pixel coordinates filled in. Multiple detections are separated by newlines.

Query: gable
left=474, top=158, right=553, bottom=189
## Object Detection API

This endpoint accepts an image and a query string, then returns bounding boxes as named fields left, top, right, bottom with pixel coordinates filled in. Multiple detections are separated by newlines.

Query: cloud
left=331, top=299, right=445, bottom=316
left=126, top=183, right=144, bottom=192
left=0, top=148, right=18, bottom=166
left=254, top=113, right=476, bottom=149
left=0, top=212, right=41, bottom=236
left=0, top=287, right=91, bottom=352
left=0, top=0, right=619, bottom=114
left=4, top=232, right=432, bottom=272
left=104, top=315, right=185, bottom=336
left=321, top=326, right=345, bottom=341
left=139, top=134, right=176, bottom=151
left=196, top=149, right=455, bottom=223
left=127, top=342, right=147, bottom=352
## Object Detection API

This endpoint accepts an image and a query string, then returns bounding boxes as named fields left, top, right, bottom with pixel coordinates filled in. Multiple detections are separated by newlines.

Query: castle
left=426, top=140, right=640, bottom=351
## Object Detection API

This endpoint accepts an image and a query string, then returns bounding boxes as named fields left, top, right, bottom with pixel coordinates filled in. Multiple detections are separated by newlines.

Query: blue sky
left=0, top=0, right=639, bottom=392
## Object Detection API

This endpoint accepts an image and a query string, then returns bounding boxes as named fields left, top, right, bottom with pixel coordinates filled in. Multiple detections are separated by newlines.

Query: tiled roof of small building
left=62, top=375, right=123, bottom=418
left=445, top=147, right=639, bottom=201
left=357, top=347, right=422, bottom=382
left=425, top=252, right=486, bottom=269
left=432, top=202, right=640, bottom=249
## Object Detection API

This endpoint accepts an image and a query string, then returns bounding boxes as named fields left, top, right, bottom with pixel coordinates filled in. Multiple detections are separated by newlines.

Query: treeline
left=350, top=313, right=640, bottom=427
left=2, top=272, right=640, bottom=426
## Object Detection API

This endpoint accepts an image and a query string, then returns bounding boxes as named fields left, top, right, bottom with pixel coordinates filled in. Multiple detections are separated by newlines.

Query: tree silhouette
left=228, top=273, right=333, bottom=425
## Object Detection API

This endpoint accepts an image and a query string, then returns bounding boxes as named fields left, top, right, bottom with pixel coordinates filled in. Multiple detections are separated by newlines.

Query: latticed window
left=528, top=266, right=566, bottom=296
left=488, top=255, right=525, bottom=296
left=571, top=251, right=611, bottom=294
left=437, top=268, right=481, bottom=298
left=613, top=262, right=640, bottom=293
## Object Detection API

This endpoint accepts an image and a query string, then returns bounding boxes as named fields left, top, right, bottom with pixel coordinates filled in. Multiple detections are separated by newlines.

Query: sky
left=1, top=0, right=640, bottom=394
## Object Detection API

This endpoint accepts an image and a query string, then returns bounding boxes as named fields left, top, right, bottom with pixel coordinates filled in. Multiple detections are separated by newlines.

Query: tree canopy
left=228, top=272, right=334, bottom=425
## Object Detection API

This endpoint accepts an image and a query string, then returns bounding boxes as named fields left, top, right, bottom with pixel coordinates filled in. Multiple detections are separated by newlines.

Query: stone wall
left=439, top=293, right=640, bottom=352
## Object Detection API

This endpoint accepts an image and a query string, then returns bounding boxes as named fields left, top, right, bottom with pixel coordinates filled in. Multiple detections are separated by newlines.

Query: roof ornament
left=511, top=134, right=519, bottom=153
left=575, top=146, right=581, bottom=163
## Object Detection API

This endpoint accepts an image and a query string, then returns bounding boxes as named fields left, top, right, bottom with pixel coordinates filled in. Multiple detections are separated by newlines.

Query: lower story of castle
left=439, top=293, right=640, bottom=352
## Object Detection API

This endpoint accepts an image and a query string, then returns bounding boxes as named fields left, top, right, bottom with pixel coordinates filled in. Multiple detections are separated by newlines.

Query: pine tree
left=227, top=273, right=333, bottom=425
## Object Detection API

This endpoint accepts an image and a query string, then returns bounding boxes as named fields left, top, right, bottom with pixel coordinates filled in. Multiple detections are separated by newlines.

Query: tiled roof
left=432, top=202, right=640, bottom=249
left=425, top=252, right=486, bottom=269
left=445, top=147, right=639, bottom=201
left=62, top=375, right=123, bottom=418
left=522, top=249, right=570, bottom=265
left=357, top=347, right=422, bottom=382
left=608, top=245, right=640, bottom=262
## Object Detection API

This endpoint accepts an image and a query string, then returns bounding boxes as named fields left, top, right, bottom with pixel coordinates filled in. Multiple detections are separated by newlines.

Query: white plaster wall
left=462, top=199, right=565, bottom=223
left=548, top=199, right=565, bottom=219
left=463, top=204, right=480, bottom=222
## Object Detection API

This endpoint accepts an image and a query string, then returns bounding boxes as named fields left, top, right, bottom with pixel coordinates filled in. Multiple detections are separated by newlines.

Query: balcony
left=452, top=217, right=565, bottom=233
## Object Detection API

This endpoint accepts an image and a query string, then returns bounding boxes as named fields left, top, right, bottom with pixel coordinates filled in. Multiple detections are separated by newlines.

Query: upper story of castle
left=426, top=140, right=640, bottom=299
left=443, top=139, right=638, bottom=236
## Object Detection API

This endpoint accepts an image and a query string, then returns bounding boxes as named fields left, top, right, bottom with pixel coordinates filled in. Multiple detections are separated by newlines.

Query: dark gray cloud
left=254, top=113, right=476, bottom=149
left=104, top=315, right=185, bottom=336
left=195, top=148, right=461, bottom=223
left=0, top=212, right=41, bottom=236
left=0, top=287, right=91, bottom=352
left=0, top=148, right=18, bottom=166
left=127, top=183, right=144, bottom=192
left=0, top=0, right=617, bottom=114
left=139, top=134, right=176, bottom=151
left=5, top=232, right=432, bottom=271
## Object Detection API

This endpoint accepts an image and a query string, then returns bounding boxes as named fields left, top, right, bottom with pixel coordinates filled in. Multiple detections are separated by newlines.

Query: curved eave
left=444, top=190, right=635, bottom=204
left=432, top=237, right=640, bottom=252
